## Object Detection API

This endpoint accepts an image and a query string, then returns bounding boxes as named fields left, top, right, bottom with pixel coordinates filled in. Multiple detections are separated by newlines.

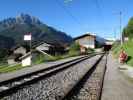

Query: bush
left=112, top=40, right=133, bottom=66
left=33, top=53, right=54, bottom=64
left=69, top=42, right=80, bottom=56
left=87, top=48, right=95, bottom=53
left=69, top=42, right=80, bottom=51
left=0, top=49, right=8, bottom=64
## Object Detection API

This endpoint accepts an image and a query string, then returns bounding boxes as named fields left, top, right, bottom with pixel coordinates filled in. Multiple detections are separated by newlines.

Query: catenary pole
left=120, top=11, right=123, bottom=45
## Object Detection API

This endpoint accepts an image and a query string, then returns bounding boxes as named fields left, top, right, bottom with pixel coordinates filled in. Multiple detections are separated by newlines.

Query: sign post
left=24, top=32, right=32, bottom=66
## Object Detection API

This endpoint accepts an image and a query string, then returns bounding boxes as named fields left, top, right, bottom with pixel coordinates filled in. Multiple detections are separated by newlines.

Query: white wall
left=8, top=59, right=16, bottom=65
left=21, top=56, right=31, bottom=66
left=77, top=37, right=95, bottom=48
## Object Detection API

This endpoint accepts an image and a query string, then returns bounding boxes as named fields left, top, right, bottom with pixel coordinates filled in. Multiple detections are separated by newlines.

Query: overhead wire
left=54, top=0, right=109, bottom=37
left=93, top=0, right=114, bottom=39
left=54, top=0, right=86, bottom=32
left=94, top=0, right=103, bottom=16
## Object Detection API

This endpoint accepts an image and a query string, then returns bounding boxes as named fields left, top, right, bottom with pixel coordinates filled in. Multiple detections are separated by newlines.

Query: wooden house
left=34, top=42, right=66, bottom=56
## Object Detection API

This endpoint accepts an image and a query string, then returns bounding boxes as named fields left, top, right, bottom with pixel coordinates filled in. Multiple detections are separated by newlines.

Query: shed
left=19, top=52, right=31, bottom=67
left=7, top=55, right=16, bottom=65
left=7, top=54, right=22, bottom=65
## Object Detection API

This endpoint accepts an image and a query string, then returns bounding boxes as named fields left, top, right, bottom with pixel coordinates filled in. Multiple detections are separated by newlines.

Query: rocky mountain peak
left=16, top=13, right=41, bottom=25
left=0, top=13, right=41, bottom=27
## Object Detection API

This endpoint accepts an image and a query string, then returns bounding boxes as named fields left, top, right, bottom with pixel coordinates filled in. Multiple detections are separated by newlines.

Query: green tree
left=69, top=42, right=80, bottom=51
left=123, top=17, right=133, bottom=38
left=0, top=49, right=8, bottom=63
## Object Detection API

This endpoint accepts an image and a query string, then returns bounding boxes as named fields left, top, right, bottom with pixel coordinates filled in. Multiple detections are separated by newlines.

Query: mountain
left=0, top=13, right=72, bottom=49
left=0, top=35, right=15, bottom=49
left=96, top=36, right=106, bottom=45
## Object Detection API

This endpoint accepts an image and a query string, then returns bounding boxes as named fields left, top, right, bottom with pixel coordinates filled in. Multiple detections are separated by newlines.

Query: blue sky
left=0, top=0, right=133, bottom=39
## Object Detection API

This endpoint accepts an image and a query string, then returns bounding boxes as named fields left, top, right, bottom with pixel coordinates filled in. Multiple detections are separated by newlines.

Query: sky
left=0, top=0, right=133, bottom=40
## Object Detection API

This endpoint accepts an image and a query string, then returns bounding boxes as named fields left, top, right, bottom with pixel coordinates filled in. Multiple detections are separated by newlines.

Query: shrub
left=87, top=48, right=95, bottom=53
left=112, top=40, right=133, bottom=66
left=69, top=42, right=80, bottom=56
left=69, top=42, right=80, bottom=51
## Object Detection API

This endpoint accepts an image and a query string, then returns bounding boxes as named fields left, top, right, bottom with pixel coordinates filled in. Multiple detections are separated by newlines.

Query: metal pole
left=30, top=34, right=32, bottom=66
left=120, top=11, right=123, bottom=45
left=114, top=29, right=116, bottom=40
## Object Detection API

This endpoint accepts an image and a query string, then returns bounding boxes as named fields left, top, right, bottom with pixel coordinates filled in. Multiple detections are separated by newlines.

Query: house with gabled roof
left=74, top=33, right=96, bottom=49
left=74, top=33, right=106, bottom=53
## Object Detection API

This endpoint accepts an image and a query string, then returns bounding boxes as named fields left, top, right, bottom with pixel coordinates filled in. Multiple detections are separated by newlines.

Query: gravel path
left=2, top=55, right=101, bottom=100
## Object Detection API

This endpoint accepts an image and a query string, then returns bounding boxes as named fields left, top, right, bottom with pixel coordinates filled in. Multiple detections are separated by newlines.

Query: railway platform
left=0, top=55, right=85, bottom=83
left=101, top=52, right=133, bottom=100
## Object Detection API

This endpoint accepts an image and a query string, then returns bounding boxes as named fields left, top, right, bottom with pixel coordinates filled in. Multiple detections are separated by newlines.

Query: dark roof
left=11, top=45, right=22, bottom=51
left=10, top=44, right=30, bottom=53
left=74, top=34, right=96, bottom=40
left=8, top=54, right=22, bottom=59
left=19, top=52, right=31, bottom=60
left=32, top=41, right=67, bottom=49
left=11, top=45, right=27, bottom=51
left=32, top=42, right=52, bottom=48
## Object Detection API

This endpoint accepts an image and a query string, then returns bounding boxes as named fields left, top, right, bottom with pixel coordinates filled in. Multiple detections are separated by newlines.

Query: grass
left=33, top=51, right=81, bottom=65
left=112, top=40, right=133, bottom=67
left=0, top=50, right=81, bottom=73
left=0, top=64, right=28, bottom=73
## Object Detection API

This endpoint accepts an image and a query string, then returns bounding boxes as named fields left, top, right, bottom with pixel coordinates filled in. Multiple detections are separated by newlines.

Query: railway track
left=63, top=53, right=107, bottom=100
left=0, top=53, right=98, bottom=98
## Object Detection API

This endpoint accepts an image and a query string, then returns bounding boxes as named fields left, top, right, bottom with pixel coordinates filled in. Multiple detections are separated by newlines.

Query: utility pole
left=114, top=29, right=116, bottom=40
left=119, top=11, right=123, bottom=45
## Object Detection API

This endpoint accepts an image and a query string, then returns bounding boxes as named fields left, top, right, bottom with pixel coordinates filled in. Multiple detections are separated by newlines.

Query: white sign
left=24, top=34, right=31, bottom=41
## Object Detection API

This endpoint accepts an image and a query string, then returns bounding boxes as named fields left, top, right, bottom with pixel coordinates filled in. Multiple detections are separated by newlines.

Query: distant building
left=74, top=33, right=96, bottom=48
left=74, top=34, right=96, bottom=53
left=13, top=46, right=27, bottom=55
left=7, top=54, right=22, bottom=65
left=7, top=55, right=17, bottom=65
left=35, top=42, right=52, bottom=54
left=74, top=33, right=107, bottom=53
left=34, top=42, right=66, bottom=56
left=7, top=45, right=29, bottom=65
left=104, top=40, right=114, bottom=51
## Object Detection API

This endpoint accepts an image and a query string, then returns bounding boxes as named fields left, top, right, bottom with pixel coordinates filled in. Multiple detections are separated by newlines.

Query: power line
left=55, top=0, right=108, bottom=35
left=119, top=11, right=123, bottom=45
left=93, top=0, right=103, bottom=18
left=64, top=0, right=73, bottom=4
left=54, top=0, right=85, bottom=31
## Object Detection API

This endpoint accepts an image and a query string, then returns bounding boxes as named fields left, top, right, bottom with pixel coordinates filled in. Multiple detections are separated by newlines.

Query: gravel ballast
left=2, top=55, right=101, bottom=100
left=68, top=55, right=107, bottom=100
